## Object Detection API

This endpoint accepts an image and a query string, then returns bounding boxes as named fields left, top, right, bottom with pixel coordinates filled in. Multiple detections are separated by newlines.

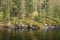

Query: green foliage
left=0, top=0, right=60, bottom=25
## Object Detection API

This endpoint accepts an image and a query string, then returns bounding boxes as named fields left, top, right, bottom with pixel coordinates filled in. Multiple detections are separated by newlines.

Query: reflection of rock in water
left=53, top=26, right=60, bottom=30
left=0, top=23, right=60, bottom=32
left=31, top=25, right=40, bottom=30
left=27, top=25, right=31, bottom=31
left=42, top=23, right=60, bottom=31
left=42, top=24, right=49, bottom=31
left=0, top=24, right=41, bottom=32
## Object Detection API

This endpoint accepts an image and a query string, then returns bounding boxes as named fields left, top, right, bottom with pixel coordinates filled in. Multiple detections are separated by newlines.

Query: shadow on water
left=0, top=28, right=60, bottom=40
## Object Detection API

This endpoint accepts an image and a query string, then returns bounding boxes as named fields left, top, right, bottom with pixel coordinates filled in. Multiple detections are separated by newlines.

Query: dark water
left=0, top=29, right=60, bottom=40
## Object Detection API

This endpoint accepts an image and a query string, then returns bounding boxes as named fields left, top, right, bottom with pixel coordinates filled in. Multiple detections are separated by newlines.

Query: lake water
left=0, top=29, right=60, bottom=40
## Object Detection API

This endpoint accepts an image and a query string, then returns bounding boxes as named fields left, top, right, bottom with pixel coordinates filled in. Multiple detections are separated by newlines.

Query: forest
left=0, top=0, right=60, bottom=26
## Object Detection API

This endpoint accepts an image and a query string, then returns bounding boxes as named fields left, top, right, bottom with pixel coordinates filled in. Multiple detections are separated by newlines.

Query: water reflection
left=0, top=24, right=60, bottom=40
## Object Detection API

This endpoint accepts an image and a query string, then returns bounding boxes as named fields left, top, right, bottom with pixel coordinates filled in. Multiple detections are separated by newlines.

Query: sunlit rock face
left=30, top=11, right=38, bottom=19
left=32, top=11, right=38, bottom=17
